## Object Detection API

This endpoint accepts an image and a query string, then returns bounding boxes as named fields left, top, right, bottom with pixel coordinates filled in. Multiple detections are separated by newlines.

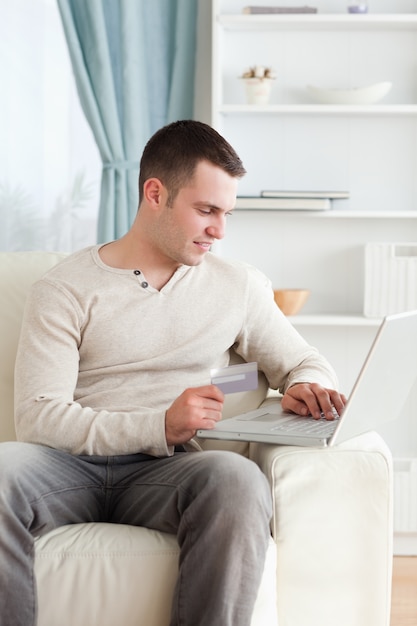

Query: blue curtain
left=57, top=0, right=198, bottom=242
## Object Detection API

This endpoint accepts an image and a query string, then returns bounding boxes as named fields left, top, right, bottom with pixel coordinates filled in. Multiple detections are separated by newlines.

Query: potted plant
left=240, top=65, right=276, bottom=104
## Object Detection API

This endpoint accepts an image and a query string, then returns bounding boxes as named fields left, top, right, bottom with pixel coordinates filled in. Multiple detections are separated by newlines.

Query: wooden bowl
left=273, top=289, right=310, bottom=316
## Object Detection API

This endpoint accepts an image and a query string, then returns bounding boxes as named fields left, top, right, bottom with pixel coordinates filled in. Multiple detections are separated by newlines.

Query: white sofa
left=0, top=251, right=393, bottom=626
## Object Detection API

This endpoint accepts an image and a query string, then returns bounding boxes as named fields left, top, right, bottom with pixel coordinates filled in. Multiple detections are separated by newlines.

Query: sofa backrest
left=0, top=251, right=67, bottom=442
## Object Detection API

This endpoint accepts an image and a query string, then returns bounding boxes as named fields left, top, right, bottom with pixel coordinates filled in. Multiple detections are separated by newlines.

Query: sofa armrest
left=249, top=432, right=393, bottom=626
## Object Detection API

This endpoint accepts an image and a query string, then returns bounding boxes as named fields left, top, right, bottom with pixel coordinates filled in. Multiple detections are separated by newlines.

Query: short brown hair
left=138, top=120, right=246, bottom=206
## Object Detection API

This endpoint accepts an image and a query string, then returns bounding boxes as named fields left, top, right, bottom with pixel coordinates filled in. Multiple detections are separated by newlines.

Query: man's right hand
left=165, top=385, right=224, bottom=446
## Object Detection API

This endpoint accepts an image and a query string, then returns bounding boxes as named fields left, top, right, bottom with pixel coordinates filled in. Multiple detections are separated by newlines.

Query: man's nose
left=206, top=215, right=226, bottom=240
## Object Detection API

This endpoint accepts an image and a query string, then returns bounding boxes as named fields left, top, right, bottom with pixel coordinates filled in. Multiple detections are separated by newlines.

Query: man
left=1, top=120, right=345, bottom=626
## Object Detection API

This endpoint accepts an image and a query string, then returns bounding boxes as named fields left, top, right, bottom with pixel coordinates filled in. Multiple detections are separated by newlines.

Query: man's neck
left=99, top=235, right=180, bottom=291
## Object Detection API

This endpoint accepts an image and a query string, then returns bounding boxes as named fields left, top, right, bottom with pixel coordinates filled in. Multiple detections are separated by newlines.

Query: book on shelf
left=261, top=190, right=350, bottom=199
left=235, top=196, right=331, bottom=210
left=243, top=6, right=318, bottom=14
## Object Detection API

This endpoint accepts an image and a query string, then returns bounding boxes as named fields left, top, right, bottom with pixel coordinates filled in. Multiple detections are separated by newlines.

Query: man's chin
left=187, top=244, right=211, bottom=263
left=182, top=251, right=209, bottom=267
left=187, top=257, right=206, bottom=267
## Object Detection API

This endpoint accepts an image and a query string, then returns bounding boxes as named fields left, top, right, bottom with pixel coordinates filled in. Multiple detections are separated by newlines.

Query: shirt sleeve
left=234, top=265, right=339, bottom=394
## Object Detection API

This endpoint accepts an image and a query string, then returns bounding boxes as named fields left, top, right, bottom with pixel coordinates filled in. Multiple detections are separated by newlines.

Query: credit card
left=210, top=362, right=258, bottom=394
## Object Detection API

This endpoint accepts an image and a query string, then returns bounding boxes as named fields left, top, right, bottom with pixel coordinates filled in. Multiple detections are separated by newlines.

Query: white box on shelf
left=364, top=242, right=417, bottom=317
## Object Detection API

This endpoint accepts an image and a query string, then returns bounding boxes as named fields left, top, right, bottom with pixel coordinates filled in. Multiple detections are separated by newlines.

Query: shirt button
left=133, top=270, right=141, bottom=275
left=141, top=281, right=149, bottom=289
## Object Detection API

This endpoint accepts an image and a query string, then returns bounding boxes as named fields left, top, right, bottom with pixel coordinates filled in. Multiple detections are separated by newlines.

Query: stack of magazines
left=243, top=6, right=318, bottom=14
left=235, top=190, right=350, bottom=211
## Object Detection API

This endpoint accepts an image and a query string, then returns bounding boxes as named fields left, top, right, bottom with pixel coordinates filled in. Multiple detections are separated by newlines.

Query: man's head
left=138, top=120, right=246, bottom=206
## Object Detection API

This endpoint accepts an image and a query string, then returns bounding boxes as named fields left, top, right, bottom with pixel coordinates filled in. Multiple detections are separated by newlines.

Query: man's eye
left=197, top=208, right=233, bottom=217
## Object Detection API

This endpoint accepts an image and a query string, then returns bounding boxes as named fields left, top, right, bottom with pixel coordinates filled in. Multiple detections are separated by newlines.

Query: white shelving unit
left=211, top=0, right=417, bottom=553
left=211, top=0, right=417, bottom=317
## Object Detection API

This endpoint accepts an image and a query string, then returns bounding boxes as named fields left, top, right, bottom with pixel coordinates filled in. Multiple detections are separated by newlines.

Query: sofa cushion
left=35, top=523, right=277, bottom=626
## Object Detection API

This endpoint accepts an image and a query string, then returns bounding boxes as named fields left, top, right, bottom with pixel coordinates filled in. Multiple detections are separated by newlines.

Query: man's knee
left=193, top=451, right=272, bottom=518
left=0, top=441, right=42, bottom=483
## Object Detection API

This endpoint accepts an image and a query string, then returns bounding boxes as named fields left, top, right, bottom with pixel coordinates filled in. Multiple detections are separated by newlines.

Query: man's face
left=152, top=160, right=238, bottom=268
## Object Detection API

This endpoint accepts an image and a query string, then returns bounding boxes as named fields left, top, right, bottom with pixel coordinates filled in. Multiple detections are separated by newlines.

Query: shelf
left=218, top=14, right=417, bottom=31
left=233, top=209, right=417, bottom=218
left=219, top=104, right=417, bottom=116
left=288, top=314, right=382, bottom=327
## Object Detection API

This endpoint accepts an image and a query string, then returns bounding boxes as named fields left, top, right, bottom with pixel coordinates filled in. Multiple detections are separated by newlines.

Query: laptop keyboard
left=271, top=416, right=339, bottom=436
left=238, top=406, right=340, bottom=437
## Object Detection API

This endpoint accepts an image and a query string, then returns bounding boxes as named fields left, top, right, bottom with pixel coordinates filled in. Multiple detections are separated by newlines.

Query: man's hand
left=281, top=382, right=346, bottom=420
left=165, top=385, right=225, bottom=445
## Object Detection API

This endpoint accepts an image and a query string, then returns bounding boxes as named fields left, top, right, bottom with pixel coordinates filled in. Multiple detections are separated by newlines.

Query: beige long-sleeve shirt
left=14, top=246, right=338, bottom=456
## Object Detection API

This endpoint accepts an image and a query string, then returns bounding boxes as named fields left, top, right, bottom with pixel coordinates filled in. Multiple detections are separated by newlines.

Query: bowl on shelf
left=306, top=81, right=392, bottom=105
left=273, top=289, right=310, bottom=316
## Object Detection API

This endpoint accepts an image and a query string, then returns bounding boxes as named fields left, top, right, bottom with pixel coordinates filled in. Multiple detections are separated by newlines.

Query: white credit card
left=210, top=362, right=258, bottom=394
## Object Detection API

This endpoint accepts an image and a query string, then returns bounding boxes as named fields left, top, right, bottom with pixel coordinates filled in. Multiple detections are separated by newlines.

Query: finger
left=194, top=384, right=225, bottom=403
left=282, top=383, right=322, bottom=418
left=198, top=397, right=224, bottom=418
left=199, top=417, right=220, bottom=430
left=293, top=384, right=324, bottom=419
left=309, top=383, right=343, bottom=420
left=311, top=386, right=346, bottom=420
left=328, top=391, right=347, bottom=417
left=200, top=407, right=223, bottom=423
left=281, top=394, right=310, bottom=417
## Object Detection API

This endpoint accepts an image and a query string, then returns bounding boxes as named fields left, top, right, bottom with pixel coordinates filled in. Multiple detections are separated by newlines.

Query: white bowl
left=306, top=82, right=392, bottom=105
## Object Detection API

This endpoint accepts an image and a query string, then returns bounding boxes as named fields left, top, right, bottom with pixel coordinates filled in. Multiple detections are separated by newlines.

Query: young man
left=1, top=120, right=345, bottom=626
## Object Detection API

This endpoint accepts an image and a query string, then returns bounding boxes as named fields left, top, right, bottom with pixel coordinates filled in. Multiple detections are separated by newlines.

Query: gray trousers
left=0, top=442, right=272, bottom=626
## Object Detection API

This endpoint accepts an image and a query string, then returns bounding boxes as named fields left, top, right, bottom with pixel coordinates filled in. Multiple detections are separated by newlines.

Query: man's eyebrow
left=194, top=202, right=220, bottom=210
left=194, top=202, right=233, bottom=213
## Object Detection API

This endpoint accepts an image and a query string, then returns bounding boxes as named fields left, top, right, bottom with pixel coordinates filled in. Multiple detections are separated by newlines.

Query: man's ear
left=143, top=178, right=164, bottom=207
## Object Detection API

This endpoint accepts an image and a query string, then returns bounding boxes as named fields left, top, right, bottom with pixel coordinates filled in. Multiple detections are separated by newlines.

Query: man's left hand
left=281, top=382, right=347, bottom=420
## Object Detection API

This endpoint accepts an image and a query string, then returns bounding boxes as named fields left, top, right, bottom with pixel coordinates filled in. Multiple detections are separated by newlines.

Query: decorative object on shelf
left=273, top=289, right=310, bottom=316
left=306, top=81, right=392, bottom=105
left=243, top=5, right=317, bottom=13
left=240, top=65, right=275, bottom=105
left=347, top=2, right=368, bottom=13
left=364, top=242, right=417, bottom=317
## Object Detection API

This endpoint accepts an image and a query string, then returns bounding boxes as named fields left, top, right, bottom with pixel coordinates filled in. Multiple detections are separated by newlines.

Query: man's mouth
left=194, top=241, right=212, bottom=250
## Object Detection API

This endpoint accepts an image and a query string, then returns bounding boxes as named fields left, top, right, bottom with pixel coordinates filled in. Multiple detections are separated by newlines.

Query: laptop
left=197, top=310, right=417, bottom=447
